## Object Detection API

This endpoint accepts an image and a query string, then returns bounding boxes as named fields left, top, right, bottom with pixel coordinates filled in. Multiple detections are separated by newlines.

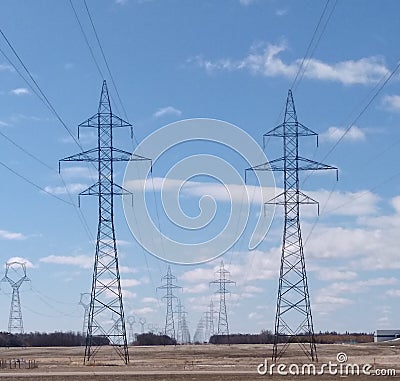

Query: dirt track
left=0, top=342, right=399, bottom=380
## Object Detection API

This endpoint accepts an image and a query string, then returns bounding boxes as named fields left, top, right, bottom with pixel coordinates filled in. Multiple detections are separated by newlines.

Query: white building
left=374, top=330, right=400, bottom=342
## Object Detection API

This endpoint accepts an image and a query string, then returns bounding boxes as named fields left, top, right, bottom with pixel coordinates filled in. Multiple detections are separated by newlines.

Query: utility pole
left=210, top=260, right=235, bottom=341
left=1, top=262, right=29, bottom=334
left=246, top=89, right=337, bottom=362
left=60, top=80, right=150, bottom=364
left=79, top=293, right=90, bottom=341
left=157, top=265, right=182, bottom=340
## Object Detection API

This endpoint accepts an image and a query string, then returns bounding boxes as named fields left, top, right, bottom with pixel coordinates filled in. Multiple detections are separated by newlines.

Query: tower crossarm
left=59, top=148, right=149, bottom=165
left=246, top=157, right=338, bottom=176
left=263, top=122, right=318, bottom=142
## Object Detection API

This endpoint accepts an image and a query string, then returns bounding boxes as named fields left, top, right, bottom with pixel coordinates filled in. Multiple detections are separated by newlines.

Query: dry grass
left=0, top=342, right=398, bottom=380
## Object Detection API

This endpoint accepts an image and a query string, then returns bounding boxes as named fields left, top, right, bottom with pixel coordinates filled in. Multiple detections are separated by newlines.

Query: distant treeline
left=208, top=330, right=374, bottom=345
left=0, top=330, right=373, bottom=347
left=0, top=331, right=108, bottom=347
left=133, top=333, right=176, bottom=346
left=0, top=331, right=176, bottom=347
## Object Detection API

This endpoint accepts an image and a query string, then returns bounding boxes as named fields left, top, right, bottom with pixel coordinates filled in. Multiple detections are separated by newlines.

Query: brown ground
left=0, top=342, right=399, bottom=380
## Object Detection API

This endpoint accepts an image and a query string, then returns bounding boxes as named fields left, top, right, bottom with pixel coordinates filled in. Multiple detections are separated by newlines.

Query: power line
left=83, top=0, right=128, bottom=120
left=272, top=0, right=337, bottom=126
left=293, top=0, right=338, bottom=91
left=0, top=27, right=96, bottom=241
left=298, top=52, right=400, bottom=220
left=325, top=63, right=400, bottom=161
left=290, top=0, right=331, bottom=90
left=0, top=160, right=73, bottom=206
left=68, top=0, right=104, bottom=79
left=0, top=29, right=84, bottom=151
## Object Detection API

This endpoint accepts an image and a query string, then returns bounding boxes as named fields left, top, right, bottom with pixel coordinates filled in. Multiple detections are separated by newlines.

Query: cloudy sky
left=0, top=0, right=400, bottom=336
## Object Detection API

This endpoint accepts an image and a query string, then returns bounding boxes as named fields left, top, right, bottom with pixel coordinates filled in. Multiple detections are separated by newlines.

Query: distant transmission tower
left=1, top=262, right=29, bottom=334
left=127, top=316, right=136, bottom=344
left=193, top=316, right=205, bottom=343
left=79, top=293, right=90, bottom=340
left=204, top=300, right=215, bottom=342
left=174, top=299, right=187, bottom=344
left=60, top=80, right=150, bottom=364
left=138, top=317, right=146, bottom=334
left=157, top=266, right=182, bottom=340
left=210, top=261, right=235, bottom=340
left=181, top=314, right=191, bottom=344
left=246, top=89, right=337, bottom=362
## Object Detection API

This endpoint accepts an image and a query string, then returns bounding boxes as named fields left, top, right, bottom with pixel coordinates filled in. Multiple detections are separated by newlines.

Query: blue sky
left=1, top=0, right=400, bottom=336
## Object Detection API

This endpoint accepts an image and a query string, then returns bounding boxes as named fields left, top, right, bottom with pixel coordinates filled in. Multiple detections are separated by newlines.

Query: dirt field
left=0, top=342, right=399, bottom=380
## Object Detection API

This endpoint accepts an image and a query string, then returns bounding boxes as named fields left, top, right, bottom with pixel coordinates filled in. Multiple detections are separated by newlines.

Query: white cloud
left=39, top=254, right=92, bottom=269
left=0, top=64, right=14, bottom=72
left=248, top=312, right=263, bottom=320
left=243, top=285, right=263, bottom=293
left=116, top=240, right=132, bottom=247
left=313, top=278, right=396, bottom=314
left=321, top=126, right=366, bottom=142
left=44, top=183, right=88, bottom=195
left=0, top=229, right=27, bottom=240
left=314, top=268, right=358, bottom=281
left=181, top=267, right=217, bottom=284
left=183, top=283, right=209, bottom=294
left=307, top=189, right=379, bottom=216
left=192, top=42, right=390, bottom=85
left=382, top=94, right=400, bottom=111
left=60, top=131, right=96, bottom=144
left=275, top=8, right=288, bottom=16
left=314, top=295, right=353, bottom=313
left=153, top=106, right=182, bottom=119
left=122, top=290, right=137, bottom=299
left=121, top=278, right=141, bottom=287
left=239, top=0, right=257, bottom=5
left=6, top=256, right=35, bottom=268
left=314, top=277, right=398, bottom=314
left=141, top=297, right=158, bottom=304
left=131, top=307, right=156, bottom=315
left=386, top=289, right=400, bottom=297
left=127, top=177, right=377, bottom=217
left=61, top=166, right=94, bottom=180
left=126, top=176, right=275, bottom=205
left=119, top=265, right=137, bottom=274
left=11, top=88, right=30, bottom=96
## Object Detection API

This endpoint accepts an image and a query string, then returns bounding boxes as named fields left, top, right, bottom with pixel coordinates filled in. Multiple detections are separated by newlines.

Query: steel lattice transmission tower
left=204, top=300, right=215, bottom=342
left=193, top=316, right=205, bottom=343
left=127, top=316, right=136, bottom=344
left=60, top=80, right=150, bottom=364
left=210, top=261, right=235, bottom=339
left=157, top=265, right=182, bottom=340
left=174, top=299, right=187, bottom=344
left=79, top=293, right=90, bottom=340
left=181, top=314, right=191, bottom=344
left=246, top=89, right=338, bottom=362
left=138, top=317, right=146, bottom=334
left=1, top=262, right=29, bottom=334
